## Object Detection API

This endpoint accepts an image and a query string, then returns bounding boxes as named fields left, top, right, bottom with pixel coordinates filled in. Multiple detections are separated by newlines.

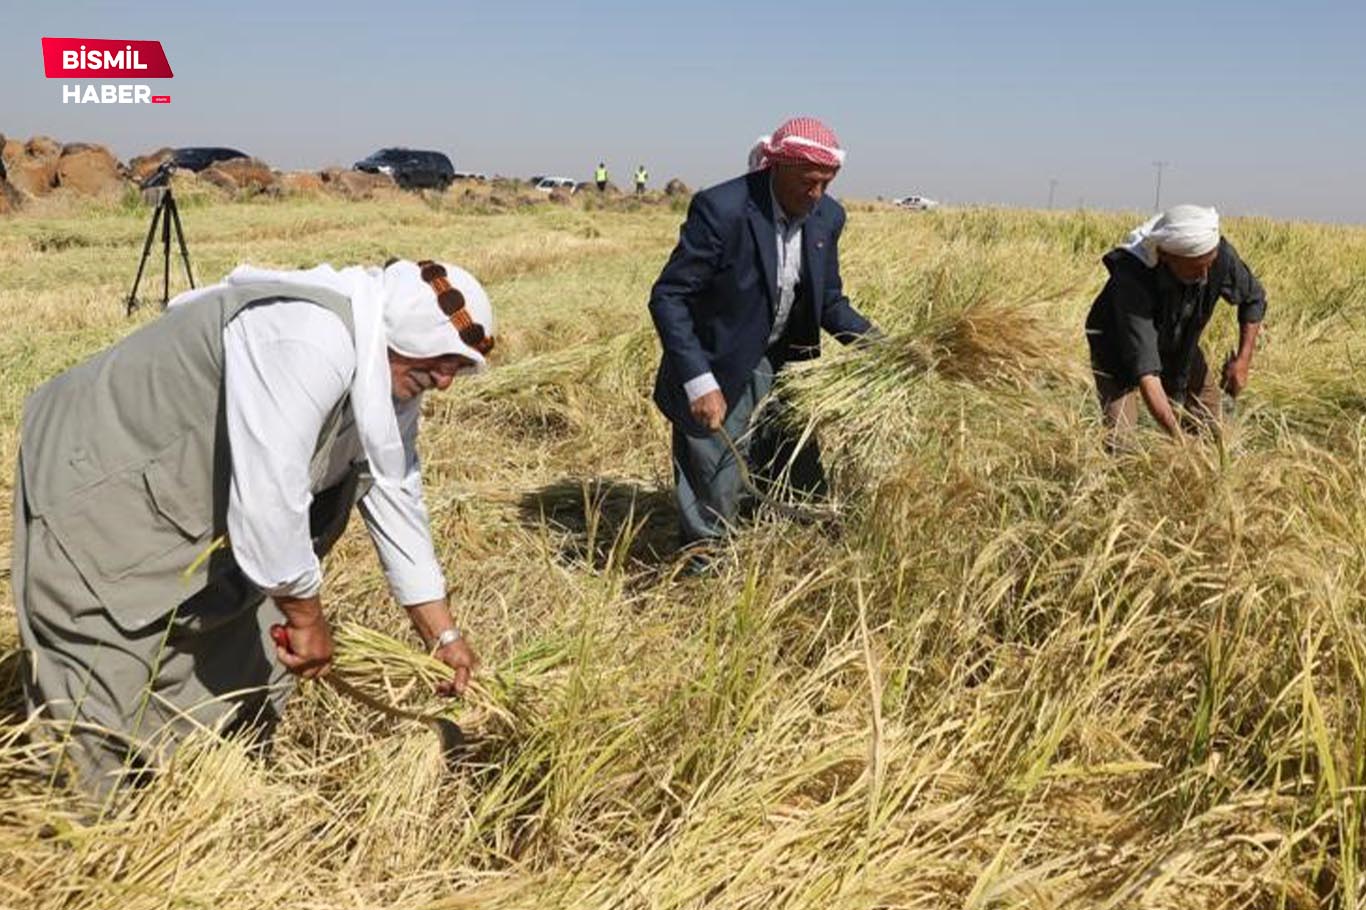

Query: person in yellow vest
left=595, top=162, right=608, bottom=192
left=635, top=164, right=648, bottom=195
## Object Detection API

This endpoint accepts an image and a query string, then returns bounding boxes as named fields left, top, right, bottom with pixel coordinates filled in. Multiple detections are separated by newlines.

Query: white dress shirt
left=223, top=301, right=447, bottom=605
left=683, top=186, right=806, bottom=403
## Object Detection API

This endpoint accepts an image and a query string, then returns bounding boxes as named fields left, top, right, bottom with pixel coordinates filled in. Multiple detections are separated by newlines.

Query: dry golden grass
left=2, top=191, right=1366, bottom=908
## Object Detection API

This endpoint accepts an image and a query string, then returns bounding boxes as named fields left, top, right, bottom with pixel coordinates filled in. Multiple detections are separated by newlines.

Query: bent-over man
left=13, top=258, right=493, bottom=795
left=648, top=116, right=877, bottom=553
left=1085, top=204, right=1267, bottom=442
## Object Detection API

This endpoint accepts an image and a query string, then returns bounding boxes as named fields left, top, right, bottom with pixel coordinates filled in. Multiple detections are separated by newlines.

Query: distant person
left=647, top=116, right=878, bottom=558
left=1085, top=205, right=1266, bottom=444
left=13, top=259, right=492, bottom=796
left=595, top=162, right=608, bottom=192
left=635, top=164, right=648, bottom=195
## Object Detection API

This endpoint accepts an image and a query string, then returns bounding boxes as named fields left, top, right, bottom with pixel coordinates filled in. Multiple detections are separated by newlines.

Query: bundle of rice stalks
left=328, top=622, right=570, bottom=737
left=450, top=327, right=656, bottom=407
left=776, top=293, right=1082, bottom=484
left=924, top=296, right=1080, bottom=387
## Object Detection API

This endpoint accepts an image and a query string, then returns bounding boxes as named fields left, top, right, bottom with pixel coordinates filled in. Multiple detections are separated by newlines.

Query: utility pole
left=1047, top=178, right=1058, bottom=210
left=1152, top=160, right=1170, bottom=211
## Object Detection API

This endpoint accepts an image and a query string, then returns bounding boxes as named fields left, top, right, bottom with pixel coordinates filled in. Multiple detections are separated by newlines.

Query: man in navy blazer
left=648, top=117, right=877, bottom=551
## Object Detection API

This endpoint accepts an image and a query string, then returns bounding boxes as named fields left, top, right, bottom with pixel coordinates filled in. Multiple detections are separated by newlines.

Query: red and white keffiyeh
left=748, top=116, right=846, bottom=172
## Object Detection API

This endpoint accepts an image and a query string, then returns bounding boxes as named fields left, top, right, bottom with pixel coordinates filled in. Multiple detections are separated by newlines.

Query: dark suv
left=171, top=147, right=251, bottom=171
left=353, top=148, right=455, bottom=190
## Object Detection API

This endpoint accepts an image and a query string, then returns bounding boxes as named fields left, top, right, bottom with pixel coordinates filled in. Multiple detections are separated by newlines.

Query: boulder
left=211, top=156, right=276, bottom=191
left=279, top=171, right=325, bottom=195
left=129, top=147, right=174, bottom=182
left=27, top=135, right=62, bottom=160
left=664, top=178, right=690, bottom=197
left=328, top=169, right=396, bottom=199
left=3, top=136, right=63, bottom=197
left=55, top=143, right=125, bottom=196
left=197, top=165, right=239, bottom=192
left=0, top=177, right=21, bottom=215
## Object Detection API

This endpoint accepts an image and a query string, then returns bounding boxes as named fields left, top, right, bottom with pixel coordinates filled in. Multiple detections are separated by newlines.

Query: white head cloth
left=1123, top=204, right=1221, bottom=267
left=170, top=260, right=493, bottom=491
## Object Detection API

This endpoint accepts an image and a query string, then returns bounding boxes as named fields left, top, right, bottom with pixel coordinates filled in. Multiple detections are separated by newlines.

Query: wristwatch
left=432, top=628, right=462, bottom=651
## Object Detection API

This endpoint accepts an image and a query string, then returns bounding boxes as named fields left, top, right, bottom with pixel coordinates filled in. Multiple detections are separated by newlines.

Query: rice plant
left=1, top=195, right=1364, bottom=908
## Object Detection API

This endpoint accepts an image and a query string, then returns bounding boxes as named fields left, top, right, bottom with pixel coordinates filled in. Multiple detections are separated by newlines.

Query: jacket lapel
left=747, top=174, right=779, bottom=310
left=803, top=203, right=827, bottom=323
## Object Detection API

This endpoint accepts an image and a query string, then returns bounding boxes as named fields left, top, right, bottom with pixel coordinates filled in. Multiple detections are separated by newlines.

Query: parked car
left=533, top=177, right=577, bottom=193
left=451, top=171, right=488, bottom=182
left=893, top=194, right=939, bottom=211
left=353, top=148, right=455, bottom=190
left=171, top=147, right=251, bottom=172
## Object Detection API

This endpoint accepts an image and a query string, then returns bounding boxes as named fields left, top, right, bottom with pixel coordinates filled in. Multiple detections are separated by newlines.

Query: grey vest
left=20, top=282, right=362, bottom=633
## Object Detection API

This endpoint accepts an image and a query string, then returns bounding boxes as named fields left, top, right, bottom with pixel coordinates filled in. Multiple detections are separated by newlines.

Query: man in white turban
left=13, top=258, right=493, bottom=795
left=1085, top=204, right=1267, bottom=442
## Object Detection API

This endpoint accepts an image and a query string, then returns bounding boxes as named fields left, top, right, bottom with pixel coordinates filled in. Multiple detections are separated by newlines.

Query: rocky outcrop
left=279, top=171, right=325, bottom=195
left=0, top=176, right=20, bottom=214
left=206, top=157, right=276, bottom=192
left=128, top=147, right=175, bottom=182
left=1, top=137, right=128, bottom=198
left=55, top=143, right=126, bottom=196
left=2, top=136, right=61, bottom=197
left=322, top=169, right=396, bottom=199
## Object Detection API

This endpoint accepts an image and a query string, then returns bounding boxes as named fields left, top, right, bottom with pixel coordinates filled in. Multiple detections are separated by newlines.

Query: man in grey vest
left=12, top=258, right=493, bottom=796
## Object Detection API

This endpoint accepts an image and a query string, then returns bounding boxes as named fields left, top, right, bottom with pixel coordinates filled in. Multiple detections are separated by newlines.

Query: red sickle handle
left=270, top=624, right=292, bottom=652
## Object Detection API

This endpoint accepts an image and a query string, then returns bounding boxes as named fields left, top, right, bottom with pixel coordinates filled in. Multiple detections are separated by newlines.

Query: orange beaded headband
left=415, top=259, right=494, bottom=356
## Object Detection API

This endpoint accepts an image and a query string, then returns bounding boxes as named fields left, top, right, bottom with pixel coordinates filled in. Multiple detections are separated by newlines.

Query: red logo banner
left=41, top=37, right=173, bottom=78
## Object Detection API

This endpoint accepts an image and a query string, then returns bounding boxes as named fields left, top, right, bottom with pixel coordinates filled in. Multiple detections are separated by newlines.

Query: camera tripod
left=126, top=166, right=195, bottom=314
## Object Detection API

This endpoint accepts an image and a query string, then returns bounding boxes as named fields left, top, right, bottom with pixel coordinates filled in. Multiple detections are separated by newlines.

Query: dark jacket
left=647, top=170, right=873, bottom=434
left=1085, top=238, right=1266, bottom=391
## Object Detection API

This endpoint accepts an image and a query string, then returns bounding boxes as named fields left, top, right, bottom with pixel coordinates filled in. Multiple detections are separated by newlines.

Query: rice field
left=2, top=188, right=1366, bottom=908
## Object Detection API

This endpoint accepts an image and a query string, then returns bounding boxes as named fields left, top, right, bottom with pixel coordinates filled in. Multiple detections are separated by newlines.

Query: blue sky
left=3, top=0, right=1364, bottom=221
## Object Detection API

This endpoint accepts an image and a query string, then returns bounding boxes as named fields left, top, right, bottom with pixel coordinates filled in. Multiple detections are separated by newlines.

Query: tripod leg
left=161, top=200, right=172, bottom=308
left=167, top=196, right=195, bottom=290
left=126, top=202, right=165, bottom=314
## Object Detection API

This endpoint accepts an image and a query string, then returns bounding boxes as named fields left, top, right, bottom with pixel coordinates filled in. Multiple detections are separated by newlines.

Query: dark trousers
left=670, top=358, right=826, bottom=547
left=1095, top=345, right=1222, bottom=442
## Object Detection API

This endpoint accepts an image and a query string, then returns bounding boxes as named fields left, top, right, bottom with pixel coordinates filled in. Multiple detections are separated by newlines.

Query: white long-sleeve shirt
left=223, top=301, right=447, bottom=605
left=684, top=185, right=807, bottom=402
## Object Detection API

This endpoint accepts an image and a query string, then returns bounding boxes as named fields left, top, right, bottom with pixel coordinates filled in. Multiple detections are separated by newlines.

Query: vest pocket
left=42, top=432, right=219, bottom=632
left=145, top=455, right=211, bottom=541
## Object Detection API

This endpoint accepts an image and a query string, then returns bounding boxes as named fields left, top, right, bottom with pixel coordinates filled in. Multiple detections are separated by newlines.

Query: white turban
left=1123, top=204, right=1221, bottom=267
left=173, top=259, right=494, bottom=496
left=380, top=259, right=495, bottom=365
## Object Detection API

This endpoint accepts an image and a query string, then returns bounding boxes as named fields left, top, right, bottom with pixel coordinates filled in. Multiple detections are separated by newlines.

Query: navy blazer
left=648, top=169, right=873, bottom=434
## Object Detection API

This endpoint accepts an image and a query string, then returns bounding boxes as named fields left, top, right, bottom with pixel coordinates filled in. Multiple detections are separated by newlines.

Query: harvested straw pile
left=2, top=198, right=1365, bottom=908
